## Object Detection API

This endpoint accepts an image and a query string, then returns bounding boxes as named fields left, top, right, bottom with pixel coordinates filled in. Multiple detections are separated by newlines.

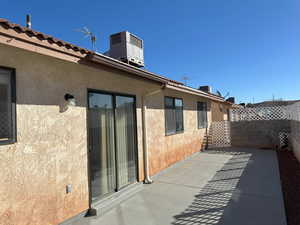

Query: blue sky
left=1, top=0, right=299, bottom=103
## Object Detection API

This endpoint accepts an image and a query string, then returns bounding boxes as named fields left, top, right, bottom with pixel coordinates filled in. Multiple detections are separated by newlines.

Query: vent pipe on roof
left=26, top=14, right=31, bottom=29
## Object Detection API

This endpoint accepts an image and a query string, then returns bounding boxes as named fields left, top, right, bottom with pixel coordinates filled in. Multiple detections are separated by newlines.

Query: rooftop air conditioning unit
left=107, top=31, right=144, bottom=67
left=198, top=86, right=212, bottom=93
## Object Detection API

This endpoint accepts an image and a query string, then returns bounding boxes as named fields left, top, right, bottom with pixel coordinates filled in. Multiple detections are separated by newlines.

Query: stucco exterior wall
left=0, top=43, right=217, bottom=225
left=211, top=101, right=230, bottom=122
left=0, top=44, right=162, bottom=225
left=146, top=89, right=212, bottom=175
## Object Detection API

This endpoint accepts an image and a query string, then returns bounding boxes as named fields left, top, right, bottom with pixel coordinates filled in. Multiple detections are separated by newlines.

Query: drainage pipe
left=142, top=85, right=166, bottom=184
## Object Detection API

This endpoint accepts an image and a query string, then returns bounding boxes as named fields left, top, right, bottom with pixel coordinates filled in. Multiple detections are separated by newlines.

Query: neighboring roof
left=0, top=17, right=228, bottom=102
left=249, top=100, right=300, bottom=108
left=230, top=103, right=244, bottom=108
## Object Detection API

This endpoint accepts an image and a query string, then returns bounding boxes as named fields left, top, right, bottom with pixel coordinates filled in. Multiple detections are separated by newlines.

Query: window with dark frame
left=197, top=102, right=208, bottom=129
left=165, top=97, right=184, bottom=135
left=0, top=67, right=16, bottom=144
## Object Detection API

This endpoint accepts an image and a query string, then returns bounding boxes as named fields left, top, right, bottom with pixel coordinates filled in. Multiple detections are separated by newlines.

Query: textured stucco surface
left=230, top=120, right=291, bottom=149
left=211, top=101, right=230, bottom=122
left=0, top=43, right=160, bottom=225
left=146, top=90, right=212, bottom=175
left=0, top=43, right=220, bottom=225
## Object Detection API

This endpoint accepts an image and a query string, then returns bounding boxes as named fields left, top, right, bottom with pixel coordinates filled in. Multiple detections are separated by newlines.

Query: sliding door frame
left=86, top=88, right=139, bottom=204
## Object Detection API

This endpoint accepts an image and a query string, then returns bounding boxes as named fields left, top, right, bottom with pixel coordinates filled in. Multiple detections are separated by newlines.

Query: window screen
left=165, top=97, right=184, bottom=135
left=0, top=68, right=16, bottom=144
left=175, top=99, right=183, bottom=132
left=197, top=102, right=208, bottom=129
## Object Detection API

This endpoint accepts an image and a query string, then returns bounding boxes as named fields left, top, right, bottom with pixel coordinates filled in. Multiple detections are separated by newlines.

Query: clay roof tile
left=0, top=18, right=90, bottom=55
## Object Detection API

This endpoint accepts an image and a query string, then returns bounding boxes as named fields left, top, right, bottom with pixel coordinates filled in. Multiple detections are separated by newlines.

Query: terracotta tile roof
left=0, top=18, right=91, bottom=55
left=0, top=18, right=183, bottom=85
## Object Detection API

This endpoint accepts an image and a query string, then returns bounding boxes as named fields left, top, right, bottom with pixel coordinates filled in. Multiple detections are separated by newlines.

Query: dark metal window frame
left=86, top=88, right=139, bottom=204
left=197, top=101, right=208, bottom=129
left=0, top=66, right=16, bottom=145
left=164, top=96, right=184, bottom=136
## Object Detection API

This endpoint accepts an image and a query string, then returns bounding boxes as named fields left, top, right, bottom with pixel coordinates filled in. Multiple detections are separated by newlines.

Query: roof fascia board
left=165, top=83, right=225, bottom=102
left=88, top=53, right=168, bottom=84
left=89, top=53, right=182, bottom=84
left=0, top=20, right=233, bottom=104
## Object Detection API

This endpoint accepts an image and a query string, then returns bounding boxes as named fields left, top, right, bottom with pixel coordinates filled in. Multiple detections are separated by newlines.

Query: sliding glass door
left=88, top=93, right=116, bottom=200
left=88, top=91, right=137, bottom=202
left=115, top=96, right=137, bottom=188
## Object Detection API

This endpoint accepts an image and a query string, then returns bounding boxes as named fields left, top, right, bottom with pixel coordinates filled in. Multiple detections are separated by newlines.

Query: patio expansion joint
left=154, top=180, right=207, bottom=190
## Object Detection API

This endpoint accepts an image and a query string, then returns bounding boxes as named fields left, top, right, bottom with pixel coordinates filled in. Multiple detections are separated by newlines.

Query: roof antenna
left=76, top=27, right=97, bottom=51
left=181, top=75, right=189, bottom=86
left=26, top=14, right=31, bottom=29
left=216, top=90, right=230, bottom=98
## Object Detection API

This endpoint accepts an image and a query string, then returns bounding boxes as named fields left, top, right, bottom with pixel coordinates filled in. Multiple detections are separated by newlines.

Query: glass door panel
left=115, top=96, right=137, bottom=189
left=88, top=92, right=138, bottom=202
left=88, top=92, right=116, bottom=201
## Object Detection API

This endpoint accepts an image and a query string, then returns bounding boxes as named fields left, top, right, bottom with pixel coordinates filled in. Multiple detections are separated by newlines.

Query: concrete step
left=88, top=182, right=144, bottom=217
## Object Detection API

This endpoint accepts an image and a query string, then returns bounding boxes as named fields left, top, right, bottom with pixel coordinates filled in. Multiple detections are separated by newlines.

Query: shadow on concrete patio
left=68, top=148, right=286, bottom=225
left=171, top=148, right=287, bottom=225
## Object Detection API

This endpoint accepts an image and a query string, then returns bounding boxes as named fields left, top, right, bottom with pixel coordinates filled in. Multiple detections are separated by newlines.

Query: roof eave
left=165, top=83, right=225, bottom=102
left=87, top=53, right=169, bottom=84
left=88, top=54, right=228, bottom=102
left=0, top=18, right=234, bottom=104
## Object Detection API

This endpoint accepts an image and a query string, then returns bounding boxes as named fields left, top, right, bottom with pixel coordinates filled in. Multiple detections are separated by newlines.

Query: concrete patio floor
left=72, top=147, right=287, bottom=225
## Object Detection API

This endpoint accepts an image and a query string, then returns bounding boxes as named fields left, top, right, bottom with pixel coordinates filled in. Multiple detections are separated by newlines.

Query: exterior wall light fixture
left=64, top=93, right=76, bottom=106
